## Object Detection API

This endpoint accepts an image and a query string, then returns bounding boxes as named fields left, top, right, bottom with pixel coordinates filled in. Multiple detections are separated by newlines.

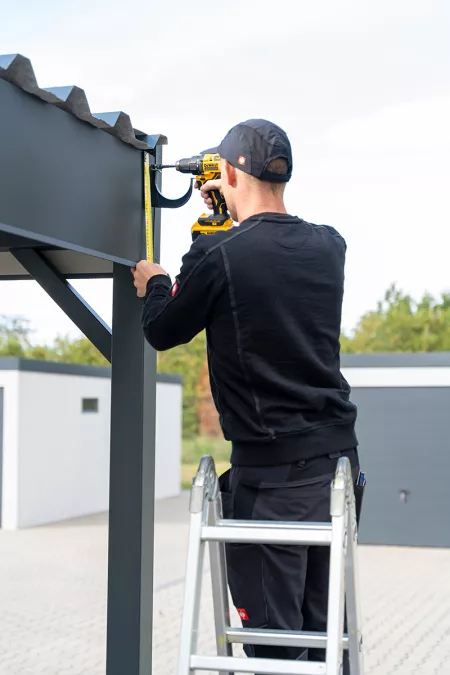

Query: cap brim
left=200, top=145, right=220, bottom=155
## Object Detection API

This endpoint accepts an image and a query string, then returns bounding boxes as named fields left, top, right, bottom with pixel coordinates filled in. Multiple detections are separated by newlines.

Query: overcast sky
left=1, top=0, right=450, bottom=344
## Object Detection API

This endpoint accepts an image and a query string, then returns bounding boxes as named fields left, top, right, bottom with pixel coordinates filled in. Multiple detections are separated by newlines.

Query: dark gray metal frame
left=1, top=155, right=162, bottom=674
left=106, top=144, right=163, bottom=675
left=0, top=53, right=175, bottom=674
left=10, top=248, right=112, bottom=361
left=0, top=75, right=144, bottom=266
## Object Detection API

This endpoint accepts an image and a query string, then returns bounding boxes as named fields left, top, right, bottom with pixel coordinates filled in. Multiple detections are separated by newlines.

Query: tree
left=157, top=332, right=207, bottom=437
left=0, top=315, right=108, bottom=364
left=49, top=335, right=108, bottom=366
left=341, top=284, right=450, bottom=353
left=0, top=315, right=32, bottom=357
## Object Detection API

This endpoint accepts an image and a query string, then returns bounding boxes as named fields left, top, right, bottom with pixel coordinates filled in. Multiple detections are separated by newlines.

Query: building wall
left=0, top=370, right=20, bottom=529
left=17, top=371, right=111, bottom=529
left=0, top=360, right=182, bottom=529
left=155, top=382, right=182, bottom=503
left=341, top=354, right=450, bottom=547
left=350, top=386, right=450, bottom=547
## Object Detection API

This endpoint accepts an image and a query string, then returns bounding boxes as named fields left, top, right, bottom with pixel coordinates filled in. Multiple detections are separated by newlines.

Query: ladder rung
left=226, top=627, right=349, bottom=650
left=202, top=520, right=332, bottom=545
left=191, top=655, right=326, bottom=674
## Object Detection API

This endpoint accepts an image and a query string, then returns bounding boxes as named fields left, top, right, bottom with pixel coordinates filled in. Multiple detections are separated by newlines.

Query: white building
left=0, top=358, right=182, bottom=530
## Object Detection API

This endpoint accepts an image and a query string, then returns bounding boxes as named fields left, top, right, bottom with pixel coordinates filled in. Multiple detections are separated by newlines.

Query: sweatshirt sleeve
left=141, top=237, right=224, bottom=351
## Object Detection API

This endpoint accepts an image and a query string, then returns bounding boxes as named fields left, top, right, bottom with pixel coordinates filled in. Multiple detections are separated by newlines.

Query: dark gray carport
left=0, top=53, right=175, bottom=675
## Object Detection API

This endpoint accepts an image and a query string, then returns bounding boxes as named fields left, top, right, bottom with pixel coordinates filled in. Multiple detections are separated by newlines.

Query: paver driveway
left=0, top=493, right=449, bottom=675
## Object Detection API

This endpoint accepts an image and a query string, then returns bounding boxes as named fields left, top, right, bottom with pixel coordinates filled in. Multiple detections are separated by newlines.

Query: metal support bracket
left=136, top=134, right=194, bottom=210
left=10, top=247, right=112, bottom=362
left=151, top=174, right=193, bottom=210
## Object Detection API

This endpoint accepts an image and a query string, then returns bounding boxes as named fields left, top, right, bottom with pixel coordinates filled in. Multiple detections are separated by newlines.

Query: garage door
left=353, top=387, right=450, bottom=547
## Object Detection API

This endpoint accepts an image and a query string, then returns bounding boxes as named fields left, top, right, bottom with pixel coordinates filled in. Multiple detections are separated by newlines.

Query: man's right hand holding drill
left=196, top=179, right=222, bottom=212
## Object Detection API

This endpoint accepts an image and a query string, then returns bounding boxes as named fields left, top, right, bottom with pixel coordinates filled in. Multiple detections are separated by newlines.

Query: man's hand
left=196, top=178, right=222, bottom=211
left=131, top=261, right=168, bottom=297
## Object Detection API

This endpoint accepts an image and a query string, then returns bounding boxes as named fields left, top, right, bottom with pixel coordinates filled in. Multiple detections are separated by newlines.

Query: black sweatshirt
left=142, top=213, right=357, bottom=466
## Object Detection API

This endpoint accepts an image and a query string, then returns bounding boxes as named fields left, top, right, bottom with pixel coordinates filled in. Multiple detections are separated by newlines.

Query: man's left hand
left=131, top=261, right=169, bottom=297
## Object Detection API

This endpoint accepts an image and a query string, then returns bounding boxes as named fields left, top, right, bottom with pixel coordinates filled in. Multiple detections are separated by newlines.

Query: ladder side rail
left=345, top=475, right=364, bottom=675
left=208, top=495, right=234, bottom=675
left=325, top=457, right=350, bottom=675
left=177, top=508, right=207, bottom=675
left=177, top=456, right=219, bottom=675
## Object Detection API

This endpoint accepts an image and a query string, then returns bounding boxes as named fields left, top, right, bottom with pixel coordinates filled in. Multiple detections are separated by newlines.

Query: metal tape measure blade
left=144, top=152, right=153, bottom=263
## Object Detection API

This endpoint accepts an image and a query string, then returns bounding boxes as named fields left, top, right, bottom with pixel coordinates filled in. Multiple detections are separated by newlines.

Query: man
left=131, top=119, right=359, bottom=667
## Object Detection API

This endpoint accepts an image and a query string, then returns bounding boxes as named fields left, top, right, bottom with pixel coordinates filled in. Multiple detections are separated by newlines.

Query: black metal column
left=106, top=262, right=157, bottom=675
left=106, top=143, right=163, bottom=675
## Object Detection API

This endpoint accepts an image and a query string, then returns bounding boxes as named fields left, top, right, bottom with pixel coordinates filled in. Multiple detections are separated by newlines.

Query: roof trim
left=0, top=53, right=167, bottom=151
left=341, top=352, right=450, bottom=368
left=0, top=357, right=183, bottom=384
left=1, top=354, right=449, bottom=382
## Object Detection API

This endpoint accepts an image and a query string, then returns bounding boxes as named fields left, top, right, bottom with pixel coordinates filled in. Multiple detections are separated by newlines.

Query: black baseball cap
left=204, top=119, right=292, bottom=183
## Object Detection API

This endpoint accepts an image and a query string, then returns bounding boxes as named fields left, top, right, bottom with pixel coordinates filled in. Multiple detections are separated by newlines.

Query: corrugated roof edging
left=0, top=53, right=167, bottom=151
left=0, top=357, right=183, bottom=384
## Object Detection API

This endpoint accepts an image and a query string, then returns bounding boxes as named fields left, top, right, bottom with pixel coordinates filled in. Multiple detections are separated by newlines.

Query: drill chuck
left=153, top=158, right=204, bottom=175
left=175, top=157, right=204, bottom=175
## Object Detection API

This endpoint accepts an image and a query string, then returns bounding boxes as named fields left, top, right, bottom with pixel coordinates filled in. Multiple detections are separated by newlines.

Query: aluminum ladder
left=178, top=455, right=364, bottom=675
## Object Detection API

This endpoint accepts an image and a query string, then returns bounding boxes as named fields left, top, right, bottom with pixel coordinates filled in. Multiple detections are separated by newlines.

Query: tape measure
left=143, top=151, right=153, bottom=263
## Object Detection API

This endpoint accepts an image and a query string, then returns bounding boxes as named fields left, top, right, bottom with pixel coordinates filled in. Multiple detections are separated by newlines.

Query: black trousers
left=219, top=449, right=360, bottom=668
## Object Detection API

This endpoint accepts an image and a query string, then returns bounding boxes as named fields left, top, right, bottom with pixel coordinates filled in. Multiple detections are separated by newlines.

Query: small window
left=82, top=398, right=99, bottom=413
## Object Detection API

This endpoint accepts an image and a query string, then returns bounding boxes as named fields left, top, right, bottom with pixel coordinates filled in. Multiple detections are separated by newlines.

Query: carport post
left=106, top=144, right=163, bottom=675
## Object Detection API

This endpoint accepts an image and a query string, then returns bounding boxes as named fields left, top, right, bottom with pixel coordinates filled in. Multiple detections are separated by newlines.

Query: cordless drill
left=153, top=153, right=234, bottom=240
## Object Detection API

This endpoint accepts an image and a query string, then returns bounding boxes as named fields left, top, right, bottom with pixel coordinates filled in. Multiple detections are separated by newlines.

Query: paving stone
left=0, top=494, right=449, bottom=674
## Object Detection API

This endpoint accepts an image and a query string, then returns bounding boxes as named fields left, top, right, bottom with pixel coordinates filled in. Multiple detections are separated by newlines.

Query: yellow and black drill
left=153, top=153, right=233, bottom=240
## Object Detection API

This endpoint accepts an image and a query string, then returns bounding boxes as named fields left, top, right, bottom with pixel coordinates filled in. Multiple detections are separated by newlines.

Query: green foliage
left=341, top=284, right=450, bottom=353
left=0, top=334, right=26, bottom=357
left=0, top=315, right=108, bottom=365
left=182, top=436, right=231, bottom=489
left=182, top=436, right=231, bottom=464
left=157, top=332, right=207, bottom=438
left=0, top=315, right=31, bottom=357
left=49, top=336, right=109, bottom=365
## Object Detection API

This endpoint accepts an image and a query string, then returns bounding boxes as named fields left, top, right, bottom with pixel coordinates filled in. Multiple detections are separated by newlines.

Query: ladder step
left=202, top=520, right=332, bottom=545
left=191, top=655, right=327, bottom=674
left=226, top=627, right=349, bottom=650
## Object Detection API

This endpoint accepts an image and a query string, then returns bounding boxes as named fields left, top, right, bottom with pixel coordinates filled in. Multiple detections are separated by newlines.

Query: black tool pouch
left=354, top=476, right=366, bottom=526
left=218, top=468, right=233, bottom=520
